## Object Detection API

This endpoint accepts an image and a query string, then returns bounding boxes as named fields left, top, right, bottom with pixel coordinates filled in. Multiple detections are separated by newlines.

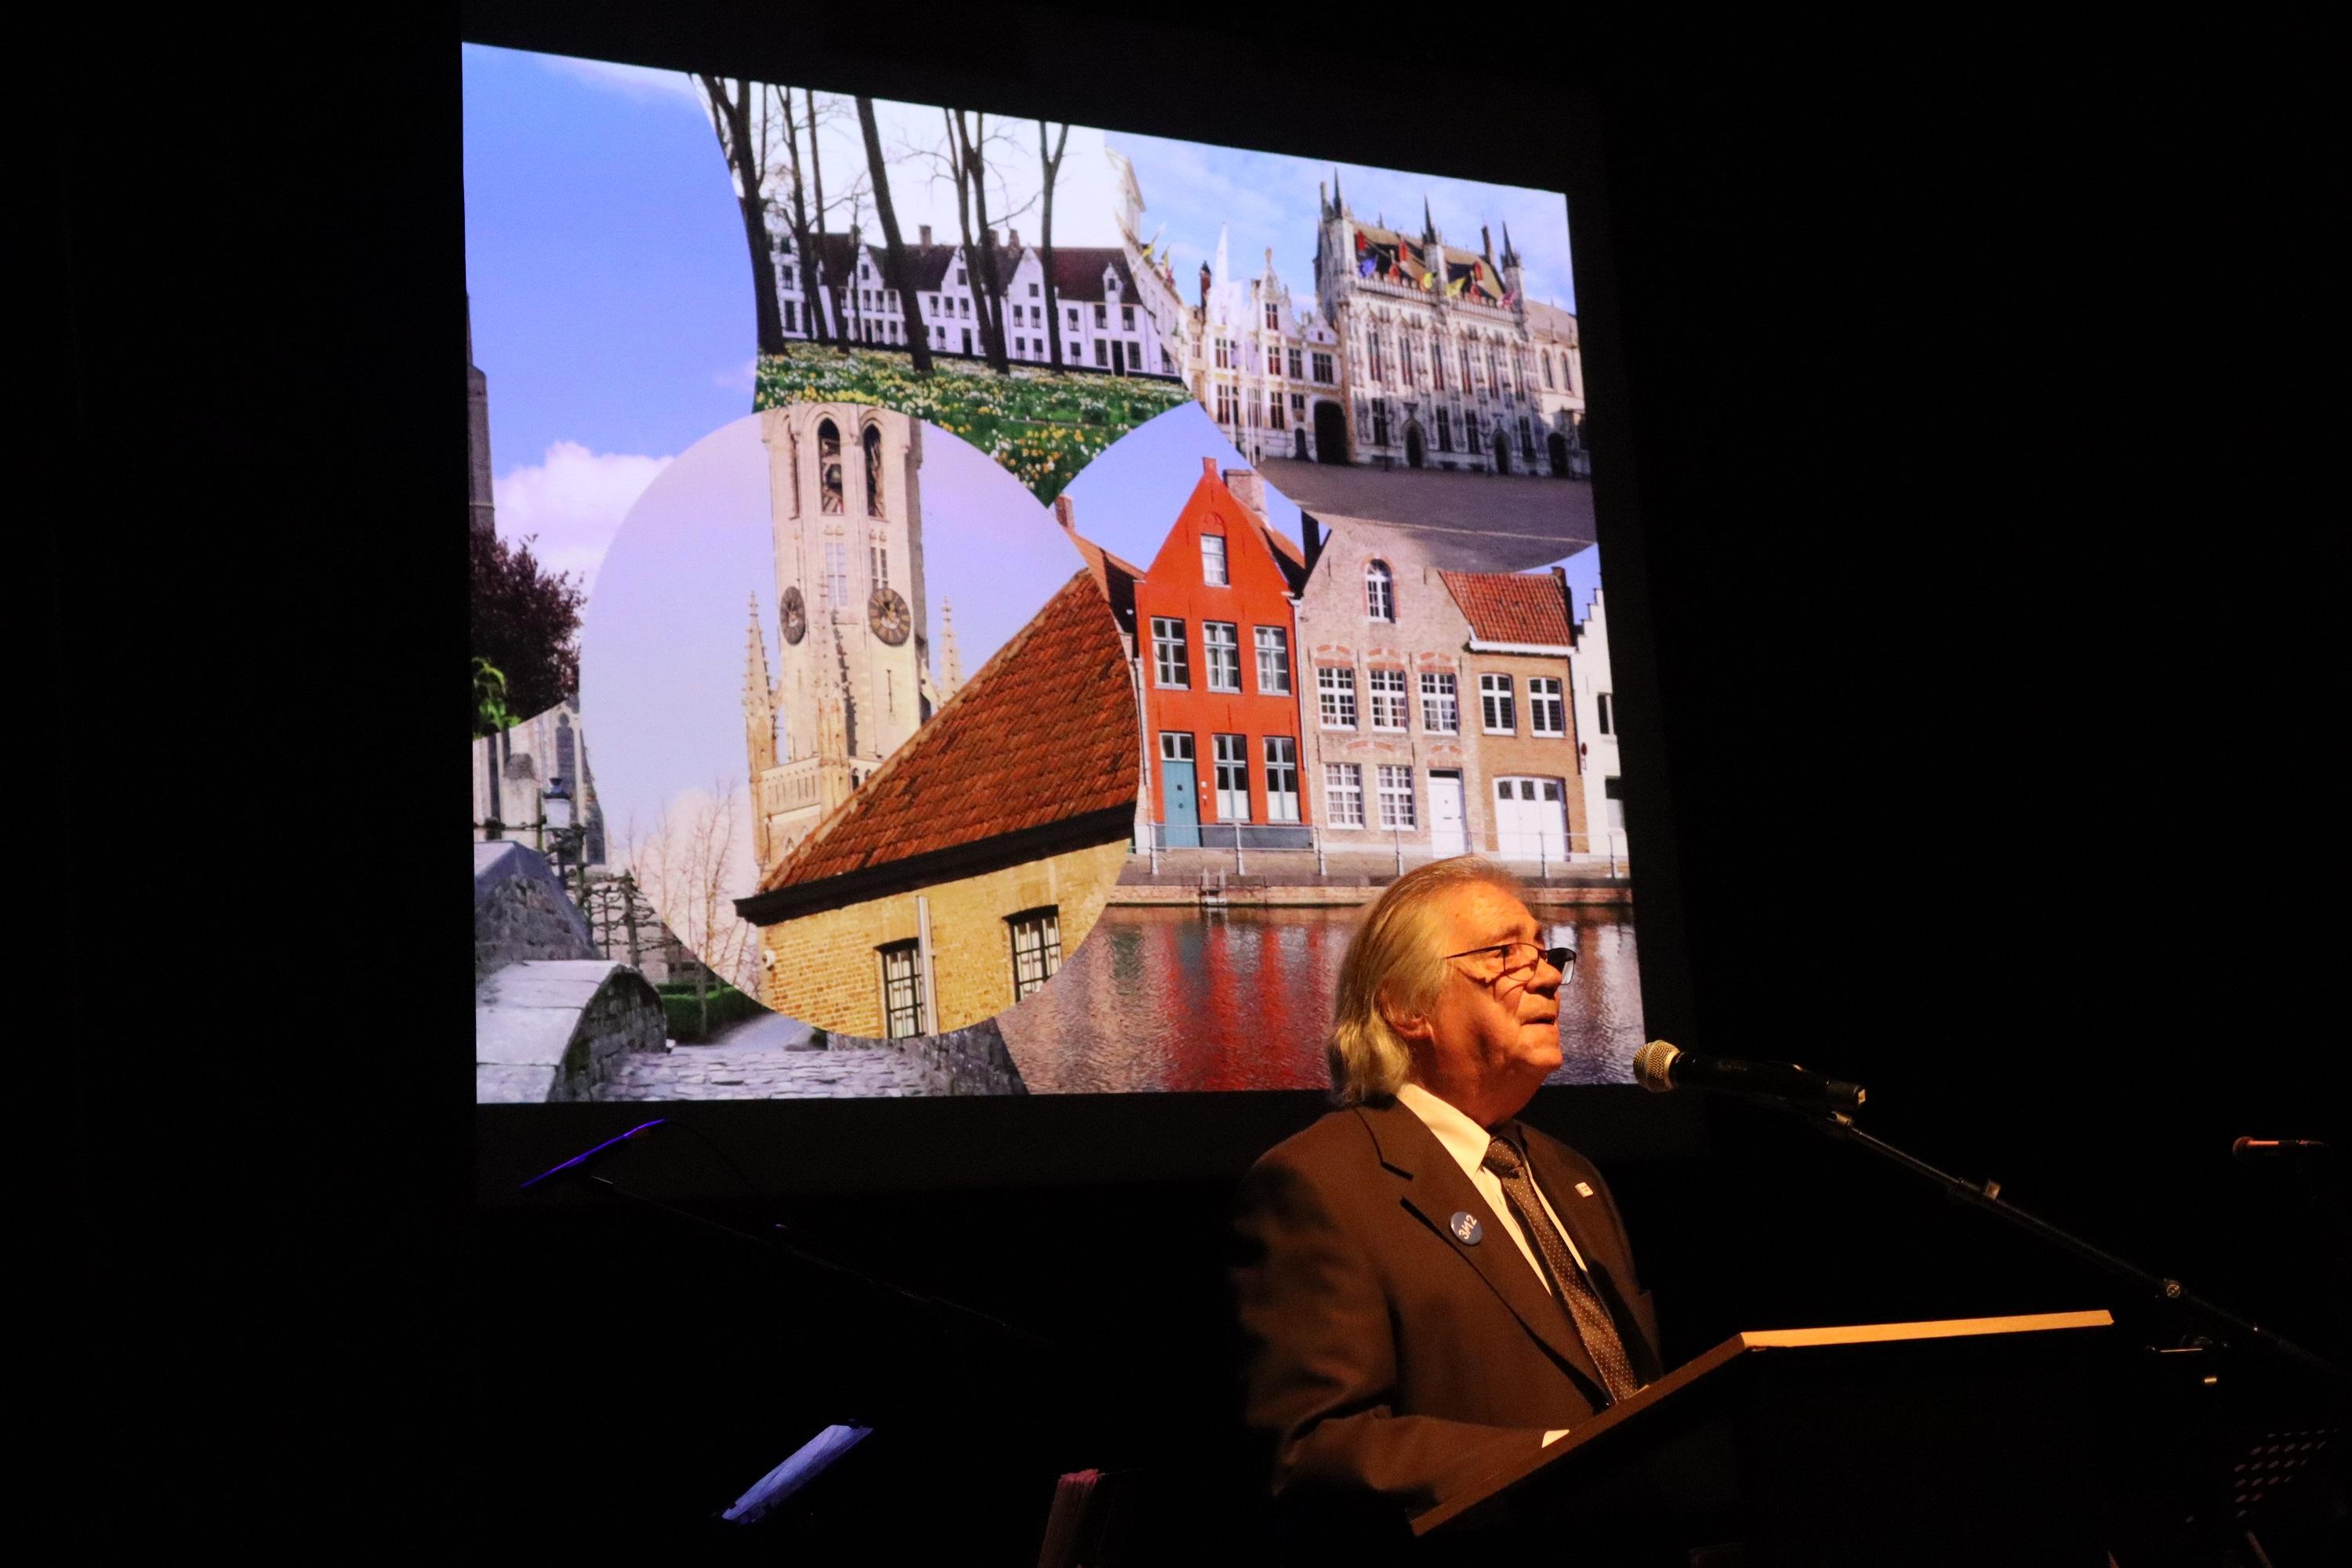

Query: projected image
left=992, top=407, right=1639, bottom=1092
left=464, top=43, right=1635, bottom=1098
left=474, top=404, right=1135, bottom=1103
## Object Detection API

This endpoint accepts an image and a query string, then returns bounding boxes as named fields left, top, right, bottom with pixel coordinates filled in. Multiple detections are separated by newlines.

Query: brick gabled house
left=1439, top=568, right=1590, bottom=862
left=735, top=572, right=1139, bottom=1038
left=1131, top=460, right=1313, bottom=848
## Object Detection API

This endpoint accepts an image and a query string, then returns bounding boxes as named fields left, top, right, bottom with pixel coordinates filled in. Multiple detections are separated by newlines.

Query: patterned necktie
left=1483, top=1136, right=1642, bottom=1403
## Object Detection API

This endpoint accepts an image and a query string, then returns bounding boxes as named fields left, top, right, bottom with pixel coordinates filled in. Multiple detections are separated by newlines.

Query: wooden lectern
left=1412, top=1309, right=2117, bottom=1567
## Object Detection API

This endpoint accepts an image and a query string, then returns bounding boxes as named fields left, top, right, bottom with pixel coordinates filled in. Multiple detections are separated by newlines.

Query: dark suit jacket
left=1232, top=1098, right=1664, bottom=1523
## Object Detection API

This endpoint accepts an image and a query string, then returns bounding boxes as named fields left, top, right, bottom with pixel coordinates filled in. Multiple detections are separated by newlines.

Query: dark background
left=38, top=3, right=2341, bottom=1556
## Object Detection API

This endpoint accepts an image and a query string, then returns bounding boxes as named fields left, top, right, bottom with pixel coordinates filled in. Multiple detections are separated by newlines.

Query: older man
left=1232, top=856, right=1663, bottom=1530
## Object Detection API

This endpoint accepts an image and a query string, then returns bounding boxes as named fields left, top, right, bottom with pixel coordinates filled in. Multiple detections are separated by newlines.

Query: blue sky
left=465, top=44, right=1583, bottom=599
left=1108, top=132, right=1577, bottom=322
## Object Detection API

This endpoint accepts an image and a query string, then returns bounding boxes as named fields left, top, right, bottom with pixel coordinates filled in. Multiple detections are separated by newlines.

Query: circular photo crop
left=581, top=403, right=1138, bottom=1046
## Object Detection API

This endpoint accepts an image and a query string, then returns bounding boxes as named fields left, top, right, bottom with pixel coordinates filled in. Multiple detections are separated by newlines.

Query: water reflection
left=999, top=906, right=1644, bottom=1094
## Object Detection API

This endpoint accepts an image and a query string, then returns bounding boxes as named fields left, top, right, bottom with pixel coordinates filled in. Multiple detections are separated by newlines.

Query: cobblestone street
left=597, top=1042, right=934, bottom=1099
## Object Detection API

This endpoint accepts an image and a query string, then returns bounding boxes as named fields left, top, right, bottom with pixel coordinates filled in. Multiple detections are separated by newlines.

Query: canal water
left=998, top=905, right=1645, bottom=1094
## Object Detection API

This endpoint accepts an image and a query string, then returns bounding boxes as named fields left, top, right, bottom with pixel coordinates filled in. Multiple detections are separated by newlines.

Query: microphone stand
left=1794, top=1107, right=2350, bottom=1393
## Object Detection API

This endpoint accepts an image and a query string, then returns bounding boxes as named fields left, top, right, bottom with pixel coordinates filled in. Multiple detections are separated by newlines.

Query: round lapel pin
left=1450, top=1211, right=1483, bottom=1245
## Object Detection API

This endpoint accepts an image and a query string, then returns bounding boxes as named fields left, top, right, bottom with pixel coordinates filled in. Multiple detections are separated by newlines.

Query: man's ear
left=1379, top=987, right=1433, bottom=1045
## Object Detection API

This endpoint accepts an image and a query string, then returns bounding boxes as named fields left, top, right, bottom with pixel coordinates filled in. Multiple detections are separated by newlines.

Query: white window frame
left=1264, top=737, right=1301, bottom=823
left=1419, top=671, right=1459, bottom=735
left=1200, top=533, right=1229, bottom=586
left=1203, top=622, right=1242, bottom=693
left=1254, top=626, right=1290, bottom=695
left=1316, top=665, right=1358, bottom=729
left=1151, top=616, right=1190, bottom=688
left=1377, top=764, right=1417, bottom=830
left=1007, top=906, right=1062, bottom=1000
left=880, top=941, right=926, bottom=1039
left=1212, top=733, right=1251, bottom=822
left=1365, top=561, right=1395, bottom=622
left=1323, top=763, right=1364, bottom=828
left=1479, top=673, right=1516, bottom=735
left=1367, top=667, right=1409, bottom=731
left=1529, top=677, right=1566, bottom=738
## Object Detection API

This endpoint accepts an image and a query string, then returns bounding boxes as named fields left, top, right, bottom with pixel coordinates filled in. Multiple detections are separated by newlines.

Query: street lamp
left=543, top=775, right=584, bottom=900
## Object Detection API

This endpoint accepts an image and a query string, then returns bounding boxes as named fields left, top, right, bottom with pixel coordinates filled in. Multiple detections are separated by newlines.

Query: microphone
left=1632, top=1040, right=1866, bottom=1113
left=2232, top=1137, right=2332, bottom=1162
left=518, top=1118, right=670, bottom=1190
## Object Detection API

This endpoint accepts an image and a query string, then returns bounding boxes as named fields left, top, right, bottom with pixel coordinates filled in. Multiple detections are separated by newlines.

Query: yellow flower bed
left=754, top=347, right=1191, bottom=503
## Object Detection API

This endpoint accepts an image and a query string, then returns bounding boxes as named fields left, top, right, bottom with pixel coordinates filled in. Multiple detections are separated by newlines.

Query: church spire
left=1501, top=220, right=1519, bottom=268
left=1330, top=167, right=1343, bottom=216
left=1422, top=197, right=1436, bottom=244
left=742, top=594, right=774, bottom=723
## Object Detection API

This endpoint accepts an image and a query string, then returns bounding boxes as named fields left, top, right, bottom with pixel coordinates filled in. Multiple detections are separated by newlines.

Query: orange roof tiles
left=1439, top=570, right=1576, bottom=647
left=756, top=572, right=1138, bottom=893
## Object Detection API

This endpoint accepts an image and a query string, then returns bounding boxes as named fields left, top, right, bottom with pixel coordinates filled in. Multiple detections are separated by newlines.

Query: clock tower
left=746, top=402, right=932, bottom=870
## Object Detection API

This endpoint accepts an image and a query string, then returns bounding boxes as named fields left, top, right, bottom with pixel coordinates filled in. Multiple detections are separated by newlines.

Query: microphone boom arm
left=1801, top=1109, right=2350, bottom=1391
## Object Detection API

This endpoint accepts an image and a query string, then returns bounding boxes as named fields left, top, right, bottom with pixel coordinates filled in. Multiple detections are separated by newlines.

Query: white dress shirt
left=1396, top=1082, right=1590, bottom=1285
left=1394, top=1082, right=1591, bottom=1447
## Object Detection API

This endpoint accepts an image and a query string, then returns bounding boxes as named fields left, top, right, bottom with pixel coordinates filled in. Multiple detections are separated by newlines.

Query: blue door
left=1161, top=757, right=1200, bottom=848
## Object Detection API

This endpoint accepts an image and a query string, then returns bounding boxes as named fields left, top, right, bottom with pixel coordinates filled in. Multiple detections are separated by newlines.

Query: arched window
left=862, top=424, right=885, bottom=517
left=818, top=419, right=844, bottom=514
left=1542, top=352, right=1556, bottom=389
left=1365, top=561, right=1395, bottom=622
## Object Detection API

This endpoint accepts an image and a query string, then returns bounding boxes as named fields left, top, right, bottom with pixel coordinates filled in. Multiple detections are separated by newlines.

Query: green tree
left=470, top=528, right=584, bottom=736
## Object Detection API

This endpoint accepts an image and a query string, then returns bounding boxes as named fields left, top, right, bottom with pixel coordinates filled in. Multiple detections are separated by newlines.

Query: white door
left=1494, top=778, right=1568, bottom=862
left=1428, top=772, right=1466, bottom=856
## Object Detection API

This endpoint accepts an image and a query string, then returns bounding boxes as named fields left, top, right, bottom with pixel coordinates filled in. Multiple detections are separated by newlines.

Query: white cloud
left=493, top=441, right=673, bottom=594
left=713, top=357, right=757, bottom=393
left=538, top=53, right=706, bottom=111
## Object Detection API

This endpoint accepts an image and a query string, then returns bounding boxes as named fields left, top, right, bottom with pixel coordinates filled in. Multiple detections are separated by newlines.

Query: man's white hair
left=1327, top=856, right=1524, bottom=1105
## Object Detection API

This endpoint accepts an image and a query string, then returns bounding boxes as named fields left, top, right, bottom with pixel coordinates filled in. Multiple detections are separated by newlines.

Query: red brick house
left=1132, top=460, right=1312, bottom=847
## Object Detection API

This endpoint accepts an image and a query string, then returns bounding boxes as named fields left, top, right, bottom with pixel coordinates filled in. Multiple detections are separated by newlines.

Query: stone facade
left=1294, top=521, right=1483, bottom=858
left=1104, top=149, right=1587, bottom=478
left=1464, top=648, right=1590, bottom=861
left=475, top=958, right=669, bottom=1103
left=1106, top=150, right=1347, bottom=467
left=470, top=697, right=608, bottom=868
left=474, top=839, right=597, bottom=981
left=776, top=227, right=1181, bottom=376
left=745, top=403, right=933, bottom=872
left=753, top=837, right=1130, bottom=1036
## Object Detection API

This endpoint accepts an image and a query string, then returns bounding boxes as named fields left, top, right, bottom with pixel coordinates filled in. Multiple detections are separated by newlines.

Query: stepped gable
left=755, top=571, right=1138, bottom=892
left=1439, top=570, right=1576, bottom=648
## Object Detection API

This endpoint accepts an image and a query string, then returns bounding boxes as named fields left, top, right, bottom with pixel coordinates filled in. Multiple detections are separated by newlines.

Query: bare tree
left=858, top=96, right=933, bottom=373
left=1037, top=120, right=1071, bottom=372
left=622, top=782, right=761, bottom=1036
left=694, top=76, right=787, bottom=355
left=941, top=109, right=1027, bottom=372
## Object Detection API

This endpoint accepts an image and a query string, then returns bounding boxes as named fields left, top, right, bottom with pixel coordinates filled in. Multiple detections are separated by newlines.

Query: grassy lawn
left=757, top=347, right=1193, bottom=504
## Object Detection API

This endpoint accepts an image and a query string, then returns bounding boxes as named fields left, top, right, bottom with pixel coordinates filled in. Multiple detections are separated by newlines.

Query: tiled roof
left=1066, top=531, right=1144, bottom=636
left=755, top=572, right=1138, bottom=891
left=1439, top=570, right=1575, bottom=648
left=1045, top=247, right=1138, bottom=303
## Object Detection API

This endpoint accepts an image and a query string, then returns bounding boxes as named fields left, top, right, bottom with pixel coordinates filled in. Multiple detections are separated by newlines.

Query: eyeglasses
left=1442, top=942, right=1574, bottom=988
